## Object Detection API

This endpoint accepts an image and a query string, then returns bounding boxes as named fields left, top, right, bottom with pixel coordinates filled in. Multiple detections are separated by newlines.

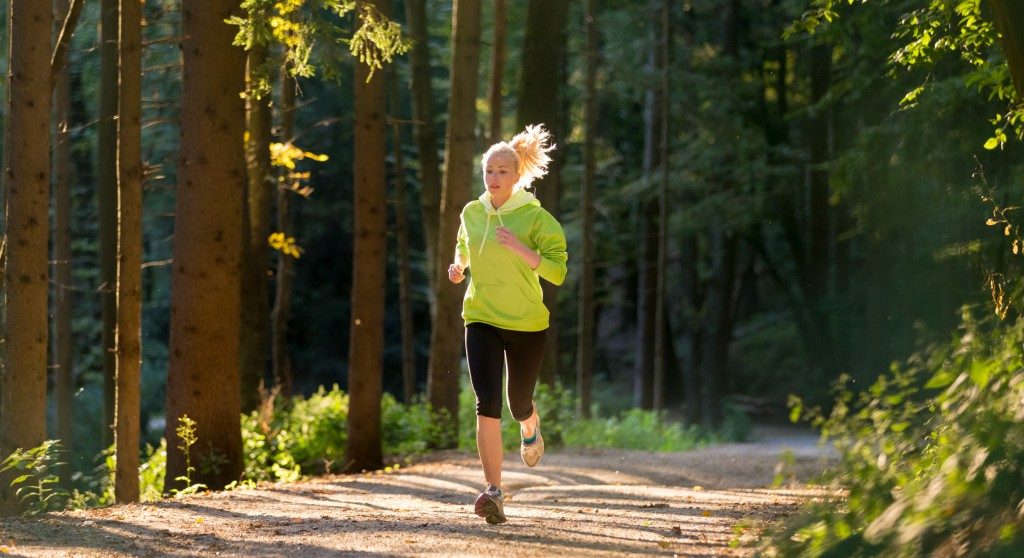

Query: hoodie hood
left=478, top=187, right=540, bottom=215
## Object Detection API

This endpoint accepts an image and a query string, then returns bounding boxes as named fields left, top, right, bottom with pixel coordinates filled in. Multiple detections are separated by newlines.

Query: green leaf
left=924, top=370, right=955, bottom=389
left=984, top=137, right=1000, bottom=150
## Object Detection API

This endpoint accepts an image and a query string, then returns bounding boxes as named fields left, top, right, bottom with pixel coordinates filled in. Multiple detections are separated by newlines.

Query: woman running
left=447, top=124, right=568, bottom=525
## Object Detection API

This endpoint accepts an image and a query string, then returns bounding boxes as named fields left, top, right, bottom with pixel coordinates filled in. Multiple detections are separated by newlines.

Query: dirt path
left=0, top=426, right=836, bottom=557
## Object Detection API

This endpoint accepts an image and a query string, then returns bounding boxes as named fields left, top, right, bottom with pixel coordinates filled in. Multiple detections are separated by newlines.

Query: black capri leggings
left=465, top=322, right=547, bottom=421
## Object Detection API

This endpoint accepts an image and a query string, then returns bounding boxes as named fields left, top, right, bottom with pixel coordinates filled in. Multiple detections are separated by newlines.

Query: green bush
left=766, top=310, right=1024, bottom=557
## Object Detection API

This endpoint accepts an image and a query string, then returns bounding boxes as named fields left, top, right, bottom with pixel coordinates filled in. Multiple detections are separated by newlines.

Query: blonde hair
left=482, top=124, right=556, bottom=188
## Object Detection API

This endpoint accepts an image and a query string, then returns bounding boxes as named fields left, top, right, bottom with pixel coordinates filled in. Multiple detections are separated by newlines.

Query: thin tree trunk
left=652, top=0, right=670, bottom=411
left=114, top=0, right=142, bottom=503
left=389, top=71, right=417, bottom=404
left=272, top=67, right=296, bottom=398
left=700, top=231, right=737, bottom=430
left=518, top=0, right=570, bottom=385
left=427, top=0, right=481, bottom=446
left=345, top=0, right=390, bottom=473
left=404, top=0, right=442, bottom=296
left=51, top=0, right=84, bottom=90
left=576, top=0, right=598, bottom=418
left=680, top=236, right=701, bottom=424
left=635, top=1, right=664, bottom=409
left=989, top=0, right=1024, bottom=98
left=99, top=0, right=120, bottom=450
left=241, top=45, right=273, bottom=413
left=53, top=0, right=77, bottom=459
left=165, top=0, right=245, bottom=492
left=1, top=0, right=51, bottom=514
left=487, top=0, right=506, bottom=144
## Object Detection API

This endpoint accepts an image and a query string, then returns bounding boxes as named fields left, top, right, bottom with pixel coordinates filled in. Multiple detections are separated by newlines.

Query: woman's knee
left=476, top=397, right=502, bottom=420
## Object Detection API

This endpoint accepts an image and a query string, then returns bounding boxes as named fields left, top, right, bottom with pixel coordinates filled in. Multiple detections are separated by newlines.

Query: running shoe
left=474, top=485, right=506, bottom=524
left=520, top=404, right=545, bottom=468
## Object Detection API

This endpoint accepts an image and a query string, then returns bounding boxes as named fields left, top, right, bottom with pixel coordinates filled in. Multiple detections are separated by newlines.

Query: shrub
left=766, top=310, right=1024, bottom=557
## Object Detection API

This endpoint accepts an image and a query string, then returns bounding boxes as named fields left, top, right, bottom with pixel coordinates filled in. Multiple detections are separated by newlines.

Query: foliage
left=766, top=310, right=1024, bottom=557
left=228, top=0, right=410, bottom=97
left=170, top=415, right=207, bottom=498
left=0, top=441, right=70, bottom=515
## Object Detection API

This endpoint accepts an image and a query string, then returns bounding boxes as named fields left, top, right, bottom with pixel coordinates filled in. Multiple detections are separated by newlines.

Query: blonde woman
left=447, top=124, right=568, bottom=524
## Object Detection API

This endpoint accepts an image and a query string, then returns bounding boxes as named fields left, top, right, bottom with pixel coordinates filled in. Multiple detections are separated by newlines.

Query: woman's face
left=484, top=153, right=520, bottom=202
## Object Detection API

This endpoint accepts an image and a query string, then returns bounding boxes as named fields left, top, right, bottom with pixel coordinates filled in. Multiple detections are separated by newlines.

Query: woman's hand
left=495, top=226, right=541, bottom=269
left=448, top=263, right=466, bottom=284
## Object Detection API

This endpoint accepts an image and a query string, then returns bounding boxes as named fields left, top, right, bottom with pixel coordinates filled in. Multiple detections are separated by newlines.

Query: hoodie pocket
left=469, top=283, right=541, bottom=324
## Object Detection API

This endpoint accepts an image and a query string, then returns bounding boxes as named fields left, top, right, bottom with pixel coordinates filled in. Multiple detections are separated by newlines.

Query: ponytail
left=482, top=123, right=557, bottom=189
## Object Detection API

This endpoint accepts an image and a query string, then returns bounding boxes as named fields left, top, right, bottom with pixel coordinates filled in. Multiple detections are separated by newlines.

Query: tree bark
left=51, top=0, right=84, bottom=90
left=652, top=0, right=671, bottom=411
left=272, top=68, right=296, bottom=398
left=989, top=0, right=1024, bottom=98
left=576, top=0, right=598, bottom=418
left=114, top=0, right=143, bottom=503
left=99, top=0, right=120, bottom=450
left=388, top=65, right=417, bottom=404
left=517, top=0, right=570, bottom=385
left=240, top=45, right=273, bottom=413
left=345, top=0, right=390, bottom=473
left=487, top=0, right=506, bottom=144
left=700, top=231, right=737, bottom=430
left=165, top=0, right=245, bottom=491
left=405, top=0, right=442, bottom=297
left=635, top=0, right=664, bottom=409
left=53, top=0, right=77, bottom=459
left=427, top=0, right=481, bottom=445
left=1, top=0, right=51, bottom=514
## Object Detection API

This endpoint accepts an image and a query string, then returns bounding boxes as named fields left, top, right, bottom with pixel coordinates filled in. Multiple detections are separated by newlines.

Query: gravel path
left=0, top=425, right=837, bottom=557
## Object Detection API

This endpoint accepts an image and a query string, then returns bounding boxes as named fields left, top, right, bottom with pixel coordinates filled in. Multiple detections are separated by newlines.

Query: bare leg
left=477, top=415, right=503, bottom=488
left=518, top=404, right=539, bottom=439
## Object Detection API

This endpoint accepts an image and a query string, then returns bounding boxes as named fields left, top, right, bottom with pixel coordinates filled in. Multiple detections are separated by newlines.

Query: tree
left=272, top=65, right=297, bottom=396
left=576, top=0, right=599, bottom=418
left=114, top=0, right=143, bottom=504
left=990, top=1, right=1024, bottom=98
left=427, top=0, right=482, bottom=445
left=164, top=0, right=246, bottom=491
left=651, top=0, right=671, bottom=411
left=488, top=0, right=506, bottom=144
left=98, top=0, right=120, bottom=449
left=517, top=0, right=570, bottom=385
left=1, top=0, right=52, bottom=512
left=52, top=0, right=77, bottom=457
left=404, top=0, right=442, bottom=295
left=344, top=0, right=390, bottom=473
left=241, top=43, right=274, bottom=412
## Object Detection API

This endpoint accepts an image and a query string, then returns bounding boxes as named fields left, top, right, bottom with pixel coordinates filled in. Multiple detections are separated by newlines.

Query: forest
left=1, top=0, right=1024, bottom=555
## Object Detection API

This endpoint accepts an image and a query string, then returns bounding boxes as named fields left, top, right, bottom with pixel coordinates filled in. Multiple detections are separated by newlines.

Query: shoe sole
left=474, top=493, right=507, bottom=524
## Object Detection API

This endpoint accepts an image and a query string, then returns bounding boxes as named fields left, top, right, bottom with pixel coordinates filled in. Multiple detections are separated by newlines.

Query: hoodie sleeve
left=456, top=217, right=469, bottom=266
left=532, top=211, right=568, bottom=286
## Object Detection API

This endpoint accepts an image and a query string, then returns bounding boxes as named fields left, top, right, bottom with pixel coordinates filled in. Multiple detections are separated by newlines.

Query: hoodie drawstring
left=477, top=208, right=506, bottom=257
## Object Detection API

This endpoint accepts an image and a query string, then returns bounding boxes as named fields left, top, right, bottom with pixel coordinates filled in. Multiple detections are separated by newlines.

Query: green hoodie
left=456, top=188, right=567, bottom=332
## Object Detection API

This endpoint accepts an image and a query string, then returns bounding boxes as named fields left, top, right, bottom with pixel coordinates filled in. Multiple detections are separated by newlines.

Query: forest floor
left=0, top=424, right=837, bottom=557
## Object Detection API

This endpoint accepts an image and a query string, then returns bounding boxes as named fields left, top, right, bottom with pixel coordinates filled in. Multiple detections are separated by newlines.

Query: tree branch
left=51, top=0, right=85, bottom=92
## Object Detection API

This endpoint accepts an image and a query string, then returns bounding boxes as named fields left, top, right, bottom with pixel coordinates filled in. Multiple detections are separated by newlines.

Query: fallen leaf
left=692, top=485, right=703, bottom=491
left=657, top=541, right=672, bottom=549
left=405, top=540, right=416, bottom=544
left=671, top=526, right=682, bottom=537
left=701, top=511, right=713, bottom=517
left=194, top=518, right=204, bottom=524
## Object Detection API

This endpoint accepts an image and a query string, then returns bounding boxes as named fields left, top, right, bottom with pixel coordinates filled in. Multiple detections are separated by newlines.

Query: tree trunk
left=990, top=0, right=1024, bottom=98
left=345, top=0, right=390, bottom=473
left=53, top=0, right=77, bottom=458
left=272, top=68, right=296, bottom=398
left=1, top=0, right=51, bottom=514
left=808, top=45, right=830, bottom=305
left=99, top=0, right=120, bottom=450
left=679, top=236, right=701, bottom=425
left=700, top=231, right=737, bottom=430
left=240, top=45, right=273, bottom=413
left=405, top=0, right=442, bottom=297
left=114, top=0, right=142, bottom=503
left=576, top=0, right=598, bottom=418
left=487, top=0, right=506, bottom=144
left=388, top=66, right=417, bottom=405
left=427, top=0, right=481, bottom=446
left=51, top=0, right=85, bottom=92
left=635, top=1, right=664, bottom=409
left=652, top=0, right=671, bottom=411
left=165, top=0, right=245, bottom=492
left=517, top=0, right=570, bottom=385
